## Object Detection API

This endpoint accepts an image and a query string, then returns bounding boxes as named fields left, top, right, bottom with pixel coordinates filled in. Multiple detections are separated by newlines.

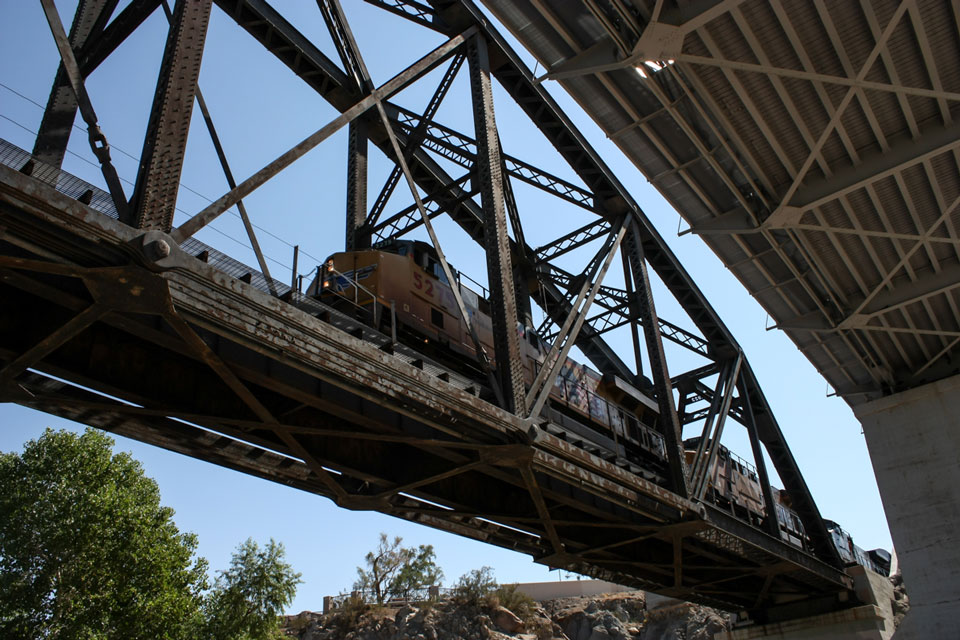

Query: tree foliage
left=203, top=538, right=302, bottom=640
left=354, top=533, right=443, bottom=604
left=452, top=566, right=498, bottom=605
left=0, top=428, right=208, bottom=639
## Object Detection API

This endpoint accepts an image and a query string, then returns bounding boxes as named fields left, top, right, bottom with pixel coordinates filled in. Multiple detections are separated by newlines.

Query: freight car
left=684, top=437, right=890, bottom=576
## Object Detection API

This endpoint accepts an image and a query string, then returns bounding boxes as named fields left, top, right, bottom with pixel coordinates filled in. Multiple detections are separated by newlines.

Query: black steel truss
left=12, top=0, right=848, bottom=593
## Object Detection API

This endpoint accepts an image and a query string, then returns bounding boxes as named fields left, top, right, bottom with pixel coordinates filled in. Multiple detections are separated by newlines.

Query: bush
left=492, top=583, right=537, bottom=621
left=332, top=594, right=370, bottom=634
left=452, top=566, right=498, bottom=605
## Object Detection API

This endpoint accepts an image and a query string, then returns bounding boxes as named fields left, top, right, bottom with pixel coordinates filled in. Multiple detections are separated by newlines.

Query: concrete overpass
left=478, top=0, right=960, bottom=636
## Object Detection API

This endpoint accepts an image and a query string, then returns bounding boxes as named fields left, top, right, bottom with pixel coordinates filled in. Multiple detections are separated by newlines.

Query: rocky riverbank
left=283, top=591, right=732, bottom=640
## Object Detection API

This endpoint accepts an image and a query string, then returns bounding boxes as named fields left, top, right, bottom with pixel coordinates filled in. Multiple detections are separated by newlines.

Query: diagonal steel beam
left=526, top=218, right=629, bottom=421
left=373, top=460, right=486, bottom=500
left=391, top=107, right=596, bottom=210
left=841, top=194, right=960, bottom=325
left=375, top=100, right=506, bottom=405
left=0, top=303, right=107, bottom=383
left=738, top=375, right=780, bottom=539
left=367, top=55, right=465, bottom=230
left=34, top=0, right=114, bottom=169
left=164, top=311, right=349, bottom=501
left=780, top=119, right=960, bottom=215
left=39, top=0, right=129, bottom=222
left=317, top=0, right=374, bottom=94
left=520, top=465, right=565, bottom=556
left=774, top=0, right=912, bottom=214
left=77, top=0, right=161, bottom=76
left=691, top=353, right=741, bottom=501
left=171, top=29, right=473, bottom=243
left=670, top=53, right=960, bottom=104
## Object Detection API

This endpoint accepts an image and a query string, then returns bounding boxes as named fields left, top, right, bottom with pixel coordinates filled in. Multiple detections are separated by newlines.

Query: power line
left=0, top=81, right=326, bottom=275
left=0, top=112, right=295, bottom=272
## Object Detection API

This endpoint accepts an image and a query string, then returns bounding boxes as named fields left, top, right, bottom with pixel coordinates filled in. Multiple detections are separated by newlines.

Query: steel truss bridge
left=0, top=0, right=870, bottom=623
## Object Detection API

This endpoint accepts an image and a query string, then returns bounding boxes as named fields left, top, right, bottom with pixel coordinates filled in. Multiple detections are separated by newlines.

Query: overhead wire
left=1, top=111, right=294, bottom=271
left=0, top=81, right=327, bottom=278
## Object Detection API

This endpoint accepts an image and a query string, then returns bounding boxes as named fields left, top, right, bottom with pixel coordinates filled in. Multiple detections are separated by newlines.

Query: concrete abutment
left=716, top=565, right=896, bottom=639
left=853, top=374, right=960, bottom=638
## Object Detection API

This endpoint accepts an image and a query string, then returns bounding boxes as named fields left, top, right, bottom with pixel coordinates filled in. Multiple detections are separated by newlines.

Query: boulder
left=492, top=605, right=525, bottom=634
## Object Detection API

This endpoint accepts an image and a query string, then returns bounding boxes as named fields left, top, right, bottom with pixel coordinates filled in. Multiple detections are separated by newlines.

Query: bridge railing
left=317, top=264, right=396, bottom=336
left=323, top=585, right=451, bottom=612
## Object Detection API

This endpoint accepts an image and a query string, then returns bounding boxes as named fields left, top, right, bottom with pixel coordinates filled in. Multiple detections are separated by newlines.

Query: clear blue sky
left=0, top=0, right=891, bottom=614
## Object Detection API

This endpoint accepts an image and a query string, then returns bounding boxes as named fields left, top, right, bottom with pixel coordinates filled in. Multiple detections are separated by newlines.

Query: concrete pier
left=854, top=375, right=960, bottom=638
left=716, top=565, right=897, bottom=639
left=715, top=605, right=888, bottom=640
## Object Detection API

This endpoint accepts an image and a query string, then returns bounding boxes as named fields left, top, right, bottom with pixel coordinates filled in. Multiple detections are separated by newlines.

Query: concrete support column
left=853, top=374, right=960, bottom=639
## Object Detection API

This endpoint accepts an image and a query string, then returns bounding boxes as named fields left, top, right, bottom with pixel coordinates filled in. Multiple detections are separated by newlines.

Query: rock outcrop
left=283, top=591, right=732, bottom=640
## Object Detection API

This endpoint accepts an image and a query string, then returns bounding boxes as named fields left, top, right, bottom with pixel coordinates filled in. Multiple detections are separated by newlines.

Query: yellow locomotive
left=307, top=239, right=667, bottom=470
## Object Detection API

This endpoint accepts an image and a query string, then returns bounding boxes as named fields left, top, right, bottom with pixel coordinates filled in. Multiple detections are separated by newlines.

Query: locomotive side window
left=431, top=308, right=444, bottom=328
left=528, top=332, right=539, bottom=350
left=427, top=259, right=448, bottom=284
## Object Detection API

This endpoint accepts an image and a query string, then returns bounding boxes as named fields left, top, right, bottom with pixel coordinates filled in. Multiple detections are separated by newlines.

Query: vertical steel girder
left=621, top=250, right=644, bottom=378
left=501, top=167, right=534, bottom=327
left=33, top=0, right=115, bottom=168
left=468, top=35, right=526, bottom=415
left=345, top=119, right=370, bottom=250
left=132, top=0, right=212, bottom=231
left=623, top=221, right=689, bottom=498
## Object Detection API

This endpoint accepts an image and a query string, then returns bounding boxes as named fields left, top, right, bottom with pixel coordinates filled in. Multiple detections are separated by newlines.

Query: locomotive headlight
left=326, top=259, right=334, bottom=273
left=322, top=279, right=330, bottom=289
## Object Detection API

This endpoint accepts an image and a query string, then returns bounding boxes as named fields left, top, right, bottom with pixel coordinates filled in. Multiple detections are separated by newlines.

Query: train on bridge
left=309, top=239, right=890, bottom=578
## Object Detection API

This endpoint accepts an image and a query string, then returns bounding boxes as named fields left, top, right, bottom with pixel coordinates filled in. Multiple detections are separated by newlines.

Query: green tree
left=354, top=533, right=444, bottom=604
left=390, top=543, right=443, bottom=601
left=0, top=428, right=208, bottom=639
left=204, top=538, right=301, bottom=640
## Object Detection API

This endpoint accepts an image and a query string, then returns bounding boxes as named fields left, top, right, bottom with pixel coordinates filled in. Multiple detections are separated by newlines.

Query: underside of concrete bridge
left=478, top=0, right=960, bottom=636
